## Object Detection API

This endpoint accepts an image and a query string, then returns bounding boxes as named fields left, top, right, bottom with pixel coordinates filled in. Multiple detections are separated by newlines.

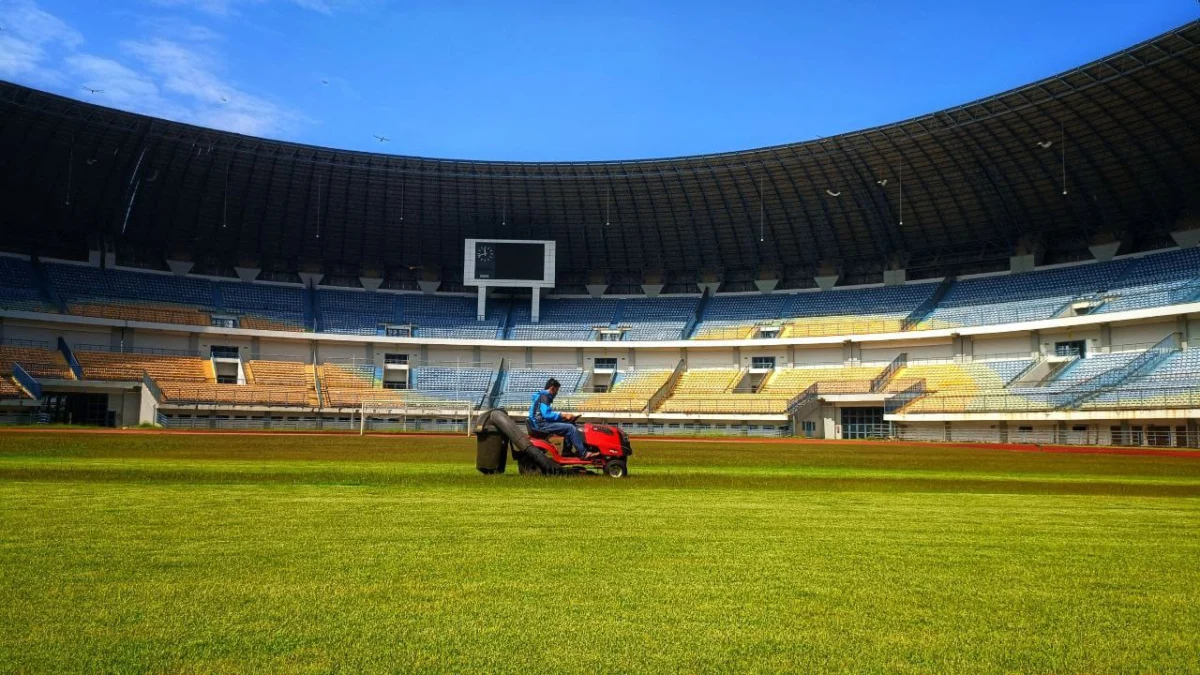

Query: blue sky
left=1, top=1, right=1195, bottom=160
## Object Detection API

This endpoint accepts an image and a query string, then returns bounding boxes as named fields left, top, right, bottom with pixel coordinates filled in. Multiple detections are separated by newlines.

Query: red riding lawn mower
left=474, top=409, right=632, bottom=478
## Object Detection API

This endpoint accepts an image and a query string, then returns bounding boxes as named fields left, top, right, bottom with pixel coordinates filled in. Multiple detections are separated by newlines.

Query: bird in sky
left=220, top=96, right=228, bottom=103
left=81, top=86, right=104, bottom=95
left=374, top=135, right=390, bottom=143
left=826, top=189, right=841, bottom=197
left=322, top=79, right=329, bottom=86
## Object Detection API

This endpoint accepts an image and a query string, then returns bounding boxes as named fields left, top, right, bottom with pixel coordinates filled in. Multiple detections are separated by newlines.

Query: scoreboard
left=463, top=239, right=556, bottom=289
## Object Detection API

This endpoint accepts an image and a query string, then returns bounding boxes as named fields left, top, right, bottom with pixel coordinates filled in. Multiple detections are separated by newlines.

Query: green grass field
left=2, top=431, right=1199, bottom=673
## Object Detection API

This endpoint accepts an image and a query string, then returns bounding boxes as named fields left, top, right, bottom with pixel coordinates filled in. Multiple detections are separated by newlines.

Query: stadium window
left=210, top=316, right=239, bottom=328
left=594, top=358, right=618, bottom=371
left=751, top=356, right=776, bottom=370
left=592, top=384, right=609, bottom=393
left=384, top=353, right=409, bottom=365
left=384, top=325, right=412, bottom=337
left=1055, top=340, right=1086, bottom=357
left=757, top=325, right=781, bottom=339
left=383, top=380, right=407, bottom=390
left=210, top=345, right=240, bottom=359
left=216, top=374, right=238, bottom=384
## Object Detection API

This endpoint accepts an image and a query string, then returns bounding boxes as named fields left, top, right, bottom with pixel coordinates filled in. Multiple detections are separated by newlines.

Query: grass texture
left=1, top=431, right=1199, bottom=673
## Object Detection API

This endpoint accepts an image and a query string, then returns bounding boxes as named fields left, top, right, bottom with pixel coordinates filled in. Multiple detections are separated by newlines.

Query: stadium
left=2, top=7, right=1200, bottom=673
left=3, top=22, right=1200, bottom=444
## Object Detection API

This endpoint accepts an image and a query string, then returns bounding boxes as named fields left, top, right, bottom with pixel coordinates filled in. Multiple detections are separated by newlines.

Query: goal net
left=357, top=398, right=477, bottom=436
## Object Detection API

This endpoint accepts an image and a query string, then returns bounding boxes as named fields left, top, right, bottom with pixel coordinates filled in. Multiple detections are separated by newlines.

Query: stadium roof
left=1, top=21, right=1199, bottom=289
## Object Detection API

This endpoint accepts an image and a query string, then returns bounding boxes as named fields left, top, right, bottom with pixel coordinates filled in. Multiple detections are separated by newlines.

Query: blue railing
left=57, top=337, right=83, bottom=380
left=12, top=363, right=41, bottom=399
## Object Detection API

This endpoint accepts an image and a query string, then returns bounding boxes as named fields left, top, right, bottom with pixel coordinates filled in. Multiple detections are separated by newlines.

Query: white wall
left=792, top=346, right=843, bottom=366
left=1109, top=321, right=1176, bottom=349
left=260, top=339, right=311, bottom=362
left=862, top=342, right=953, bottom=364
left=974, top=334, right=1033, bottom=358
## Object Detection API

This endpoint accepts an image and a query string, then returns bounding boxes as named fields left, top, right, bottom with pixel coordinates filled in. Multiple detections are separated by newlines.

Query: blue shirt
left=527, top=389, right=562, bottom=429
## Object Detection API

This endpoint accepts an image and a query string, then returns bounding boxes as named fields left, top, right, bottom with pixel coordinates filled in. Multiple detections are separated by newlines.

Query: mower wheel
left=604, top=459, right=628, bottom=479
left=517, top=458, right=540, bottom=476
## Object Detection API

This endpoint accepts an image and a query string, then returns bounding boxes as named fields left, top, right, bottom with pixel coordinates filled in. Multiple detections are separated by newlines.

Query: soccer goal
left=357, top=398, right=477, bottom=436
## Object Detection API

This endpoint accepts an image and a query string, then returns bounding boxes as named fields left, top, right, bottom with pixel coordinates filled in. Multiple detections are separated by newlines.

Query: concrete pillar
left=525, top=347, right=533, bottom=368
left=531, top=288, right=541, bottom=323
left=1178, top=316, right=1191, bottom=350
left=420, top=344, right=429, bottom=365
left=627, top=348, right=636, bottom=369
left=1187, top=419, right=1198, bottom=448
left=787, top=345, right=795, bottom=367
left=576, top=348, right=584, bottom=367
left=188, top=334, right=200, bottom=354
left=1030, top=330, right=1042, bottom=358
left=472, top=346, right=481, bottom=364
left=1099, top=323, right=1112, bottom=353
left=364, top=343, right=373, bottom=362
left=477, top=286, right=487, bottom=321
left=998, top=420, right=1009, bottom=443
left=250, top=337, right=260, bottom=360
left=732, top=347, right=741, bottom=366
left=944, top=421, right=953, bottom=442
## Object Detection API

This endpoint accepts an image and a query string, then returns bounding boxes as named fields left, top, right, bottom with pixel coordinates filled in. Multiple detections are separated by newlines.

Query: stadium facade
left=1, top=22, right=1199, bottom=445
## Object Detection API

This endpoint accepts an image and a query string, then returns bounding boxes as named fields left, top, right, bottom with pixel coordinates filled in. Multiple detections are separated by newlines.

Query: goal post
left=358, top=399, right=476, bottom=437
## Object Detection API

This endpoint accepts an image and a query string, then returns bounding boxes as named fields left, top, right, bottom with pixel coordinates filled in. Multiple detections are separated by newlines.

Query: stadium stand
left=74, top=349, right=209, bottom=382
left=508, top=299, right=618, bottom=340
left=619, top=297, right=699, bottom=341
left=0, top=257, right=55, bottom=313
left=497, top=367, right=587, bottom=409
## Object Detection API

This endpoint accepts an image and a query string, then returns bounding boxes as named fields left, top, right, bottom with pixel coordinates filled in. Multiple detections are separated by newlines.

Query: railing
left=1167, top=276, right=1200, bottom=305
left=647, top=359, right=687, bottom=412
left=142, top=372, right=164, bottom=403
left=1004, top=354, right=1046, bottom=386
left=786, top=383, right=820, bottom=417
left=73, top=343, right=201, bottom=357
left=885, top=379, right=926, bottom=413
left=1, top=338, right=49, bottom=349
left=11, top=363, right=41, bottom=398
left=900, top=276, right=954, bottom=330
left=57, top=337, right=83, bottom=379
left=890, top=425, right=1200, bottom=448
left=870, top=353, right=907, bottom=392
left=1057, top=333, right=1180, bottom=409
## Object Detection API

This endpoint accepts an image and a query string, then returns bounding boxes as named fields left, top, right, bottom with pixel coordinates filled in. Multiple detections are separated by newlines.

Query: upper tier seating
left=0, top=257, right=55, bottom=313
left=318, top=289, right=400, bottom=335
left=401, top=295, right=503, bottom=339
left=619, top=297, right=698, bottom=341
left=509, top=299, right=618, bottom=340
left=217, top=282, right=307, bottom=331
left=1, top=246, right=1196, bottom=342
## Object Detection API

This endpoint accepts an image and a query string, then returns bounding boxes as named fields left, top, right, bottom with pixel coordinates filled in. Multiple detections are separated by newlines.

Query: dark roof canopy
left=1, top=21, right=1198, bottom=289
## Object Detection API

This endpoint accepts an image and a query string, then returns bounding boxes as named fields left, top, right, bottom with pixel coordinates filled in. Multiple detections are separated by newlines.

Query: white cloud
left=122, top=37, right=301, bottom=135
left=0, top=1, right=306, bottom=138
left=0, top=0, right=82, bottom=81
left=147, top=0, right=379, bottom=17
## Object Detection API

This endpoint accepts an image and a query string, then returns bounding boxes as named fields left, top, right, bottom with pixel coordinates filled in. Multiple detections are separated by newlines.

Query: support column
left=1099, top=323, right=1112, bottom=353
left=1030, top=330, right=1042, bottom=358
left=531, top=287, right=541, bottom=323
left=477, top=286, right=487, bottom=321
left=1187, top=419, right=1198, bottom=448
left=998, top=420, right=1009, bottom=443
left=1178, top=316, right=1191, bottom=350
